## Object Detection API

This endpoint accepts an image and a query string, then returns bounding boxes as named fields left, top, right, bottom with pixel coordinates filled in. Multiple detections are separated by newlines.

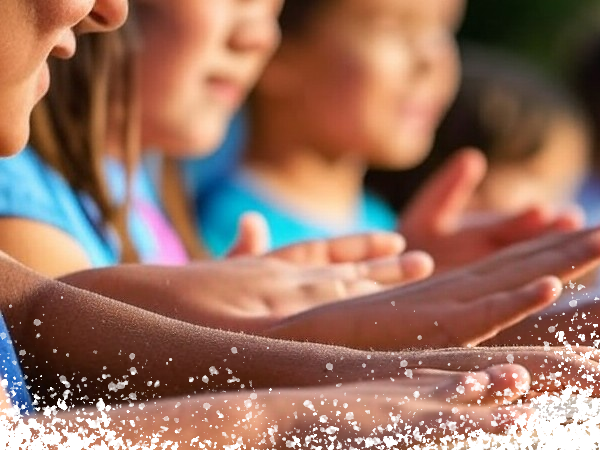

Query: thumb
left=402, top=148, right=487, bottom=234
left=226, top=212, right=271, bottom=257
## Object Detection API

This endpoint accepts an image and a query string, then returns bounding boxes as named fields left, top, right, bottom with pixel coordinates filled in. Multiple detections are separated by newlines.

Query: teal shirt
left=0, top=147, right=180, bottom=266
left=196, top=169, right=397, bottom=256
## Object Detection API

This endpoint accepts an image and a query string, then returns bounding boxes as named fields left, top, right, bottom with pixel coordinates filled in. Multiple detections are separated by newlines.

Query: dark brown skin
left=3, top=243, right=600, bottom=411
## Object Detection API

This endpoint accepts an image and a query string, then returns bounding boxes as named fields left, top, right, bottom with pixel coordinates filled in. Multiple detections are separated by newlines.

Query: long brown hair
left=29, top=19, right=141, bottom=262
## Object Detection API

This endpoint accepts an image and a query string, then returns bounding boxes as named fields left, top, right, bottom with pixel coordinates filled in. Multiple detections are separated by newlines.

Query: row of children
left=2, top=0, right=600, bottom=447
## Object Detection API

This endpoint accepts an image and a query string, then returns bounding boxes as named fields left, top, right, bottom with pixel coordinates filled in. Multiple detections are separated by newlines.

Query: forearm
left=60, top=265, right=279, bottom=333
left=0, top=257, right=409, bottom=407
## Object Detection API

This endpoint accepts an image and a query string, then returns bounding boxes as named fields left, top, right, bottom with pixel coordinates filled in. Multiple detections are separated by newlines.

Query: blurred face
left=260, top=0, right=463, bottom=168
left=470, top=119, right=590, bottom=213
left=137, top=0, right=283, bottom=155
left=0, top=0, right=128, bottom=156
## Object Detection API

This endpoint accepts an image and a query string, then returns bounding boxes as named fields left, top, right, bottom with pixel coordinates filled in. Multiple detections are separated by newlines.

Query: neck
left=245, top=103, right=366, bottom=226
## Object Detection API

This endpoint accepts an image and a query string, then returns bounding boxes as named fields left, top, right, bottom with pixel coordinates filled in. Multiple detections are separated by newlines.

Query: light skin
left=468, top=118, right=590, bottom=215
left=0, top=367, right=536, bottom=448
left=0, top=0, right=560, bottom=445
left=2, top=0, right=600, bottom=447
left=246, top=0, right=581, bottom=269
left=0, top=0, right=595, bottom=353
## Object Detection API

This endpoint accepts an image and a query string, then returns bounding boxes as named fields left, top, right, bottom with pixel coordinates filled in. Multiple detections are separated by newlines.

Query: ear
left=256, top=44, right=305, bottom=99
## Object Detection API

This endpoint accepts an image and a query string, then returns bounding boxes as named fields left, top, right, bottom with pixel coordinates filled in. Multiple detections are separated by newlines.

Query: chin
left=0, top=127, right=29, bottom=158
left=370, top=141, right=433, bottom=170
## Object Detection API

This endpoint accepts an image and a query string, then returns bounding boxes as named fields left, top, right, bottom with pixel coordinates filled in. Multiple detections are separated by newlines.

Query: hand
left=267, top=226, right=600, bottom=349
left=32, top=365, right=533, bottom=449
left=280, top=365, right=533, bottom=447
left=226, top=212, right=271, bottom=257
left=401, top=148, right=583, bottom=272
left=183, top=248, right=433, bottom=331
left=406, top=346, right=600, bottom=398
left=226, top=212, right=432, bottom=285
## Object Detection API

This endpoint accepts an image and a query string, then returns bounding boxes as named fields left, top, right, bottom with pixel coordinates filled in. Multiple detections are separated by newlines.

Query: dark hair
left=366, top=46, right=590, bottom=213
left=571, top=30, right=600, bottom=166
left=278, top=0, right=331, bottom=36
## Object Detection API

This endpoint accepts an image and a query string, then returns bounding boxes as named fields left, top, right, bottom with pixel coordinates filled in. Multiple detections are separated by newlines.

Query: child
left=6, top=4, right=600, bottom=449
left=195, top=0, right=579, bottom=275
left=0, top=0, right=597, bottom=353
left=367, top=46, right=591, bottom=215
left=0, top=3, right=563, bottom=445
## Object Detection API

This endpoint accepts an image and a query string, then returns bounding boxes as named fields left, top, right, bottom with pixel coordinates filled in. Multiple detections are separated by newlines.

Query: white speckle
left=578, top=284, right=585, bottom=291
left=189, top=377, right=194, bottom=383
left=326, top=363, right=334, bottom=371
left=231, top=347, right=238, bottom=354
left=345, top=412, right=354, bottom=420
left=548, top=326, right=556, bottom=333
left=129, top=353, right=135, bottom=360
left=507, top=354, right=514, bottom=364
left=202, top=376, right=209, bottom=384
left=203, top=403, right=211, bottom=410
left=400, top=360, right=408, bottom=368
left=456, top=386, right=465, bottom=395
left=391, top=301, right=396, bottom=307
left=129, top=367, right=137, bottom=376
left=33, top=319, right=41, bottom=327
left=570, top=300, right=578, bottom=308
left=209, top=366, right=219, bottom=375
left=417, top=335, right=422, bottom=341
left=405, top=369, right=413, bottom=379
left=413, top=391, right=420, bottom=399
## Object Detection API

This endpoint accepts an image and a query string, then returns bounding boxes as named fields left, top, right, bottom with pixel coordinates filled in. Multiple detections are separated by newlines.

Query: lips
left=205, top=76, right=246, bottom=108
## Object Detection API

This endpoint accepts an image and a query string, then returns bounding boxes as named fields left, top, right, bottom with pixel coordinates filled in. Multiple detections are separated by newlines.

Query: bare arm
left=0, top=255, right=401, bottom=407
left=4, top=367, right=534, bottom=449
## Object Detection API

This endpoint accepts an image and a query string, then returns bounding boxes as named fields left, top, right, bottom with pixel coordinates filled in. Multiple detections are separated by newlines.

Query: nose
left=76, top=0, right=129, bottom=34
left=229, top=9, right=281, bottom=56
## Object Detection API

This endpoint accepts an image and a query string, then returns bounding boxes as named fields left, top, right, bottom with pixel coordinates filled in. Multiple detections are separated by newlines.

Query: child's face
left=470, top=119, right=590, bottom=213
left=264, top=0, right=464, bottom=168
left=137, top=0, right=283, bottom=155
left=0, top=0, right=127, bottom=156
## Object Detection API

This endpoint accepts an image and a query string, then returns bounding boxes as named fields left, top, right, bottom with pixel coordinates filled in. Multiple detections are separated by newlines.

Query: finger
left=421, top=347, right=600, bottom=398
left=402, top=148, right=487, bottom=234
left=431, top=365, right=531, bottom=406
left=529, top=348, right=600, bottom=397
left=400, top=402, right=532, bottom=442
left=492, top=228, right=600, bottom=284
left=457, top=277, right=563, bottom=346
left=226, top=212, right=271, bottom=257
left=492, top=206, right=583, bottom=245
left=270, top=232, right=406, bottom=267
left=490, top=206, right=553, bottom=244
left=301, top=251, right=435, bottom=288
left=360, top=251, right=435, bottom=285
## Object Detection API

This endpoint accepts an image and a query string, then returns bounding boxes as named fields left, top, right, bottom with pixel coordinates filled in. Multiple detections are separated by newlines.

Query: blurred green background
left=459, top=0, right=599, bottom=74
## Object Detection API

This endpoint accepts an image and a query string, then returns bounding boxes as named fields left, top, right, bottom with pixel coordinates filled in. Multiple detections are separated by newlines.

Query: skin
left=0, top=0, right=598, bottom=446
left=0, top=0, right=592, bottom=354
left=0, top=0, right=548, bottom=445
left=0, top=0, right=127, bottom=155
left=469, top=118, right=590, bottom=214
left=0, top=368, right=534, bottom=448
